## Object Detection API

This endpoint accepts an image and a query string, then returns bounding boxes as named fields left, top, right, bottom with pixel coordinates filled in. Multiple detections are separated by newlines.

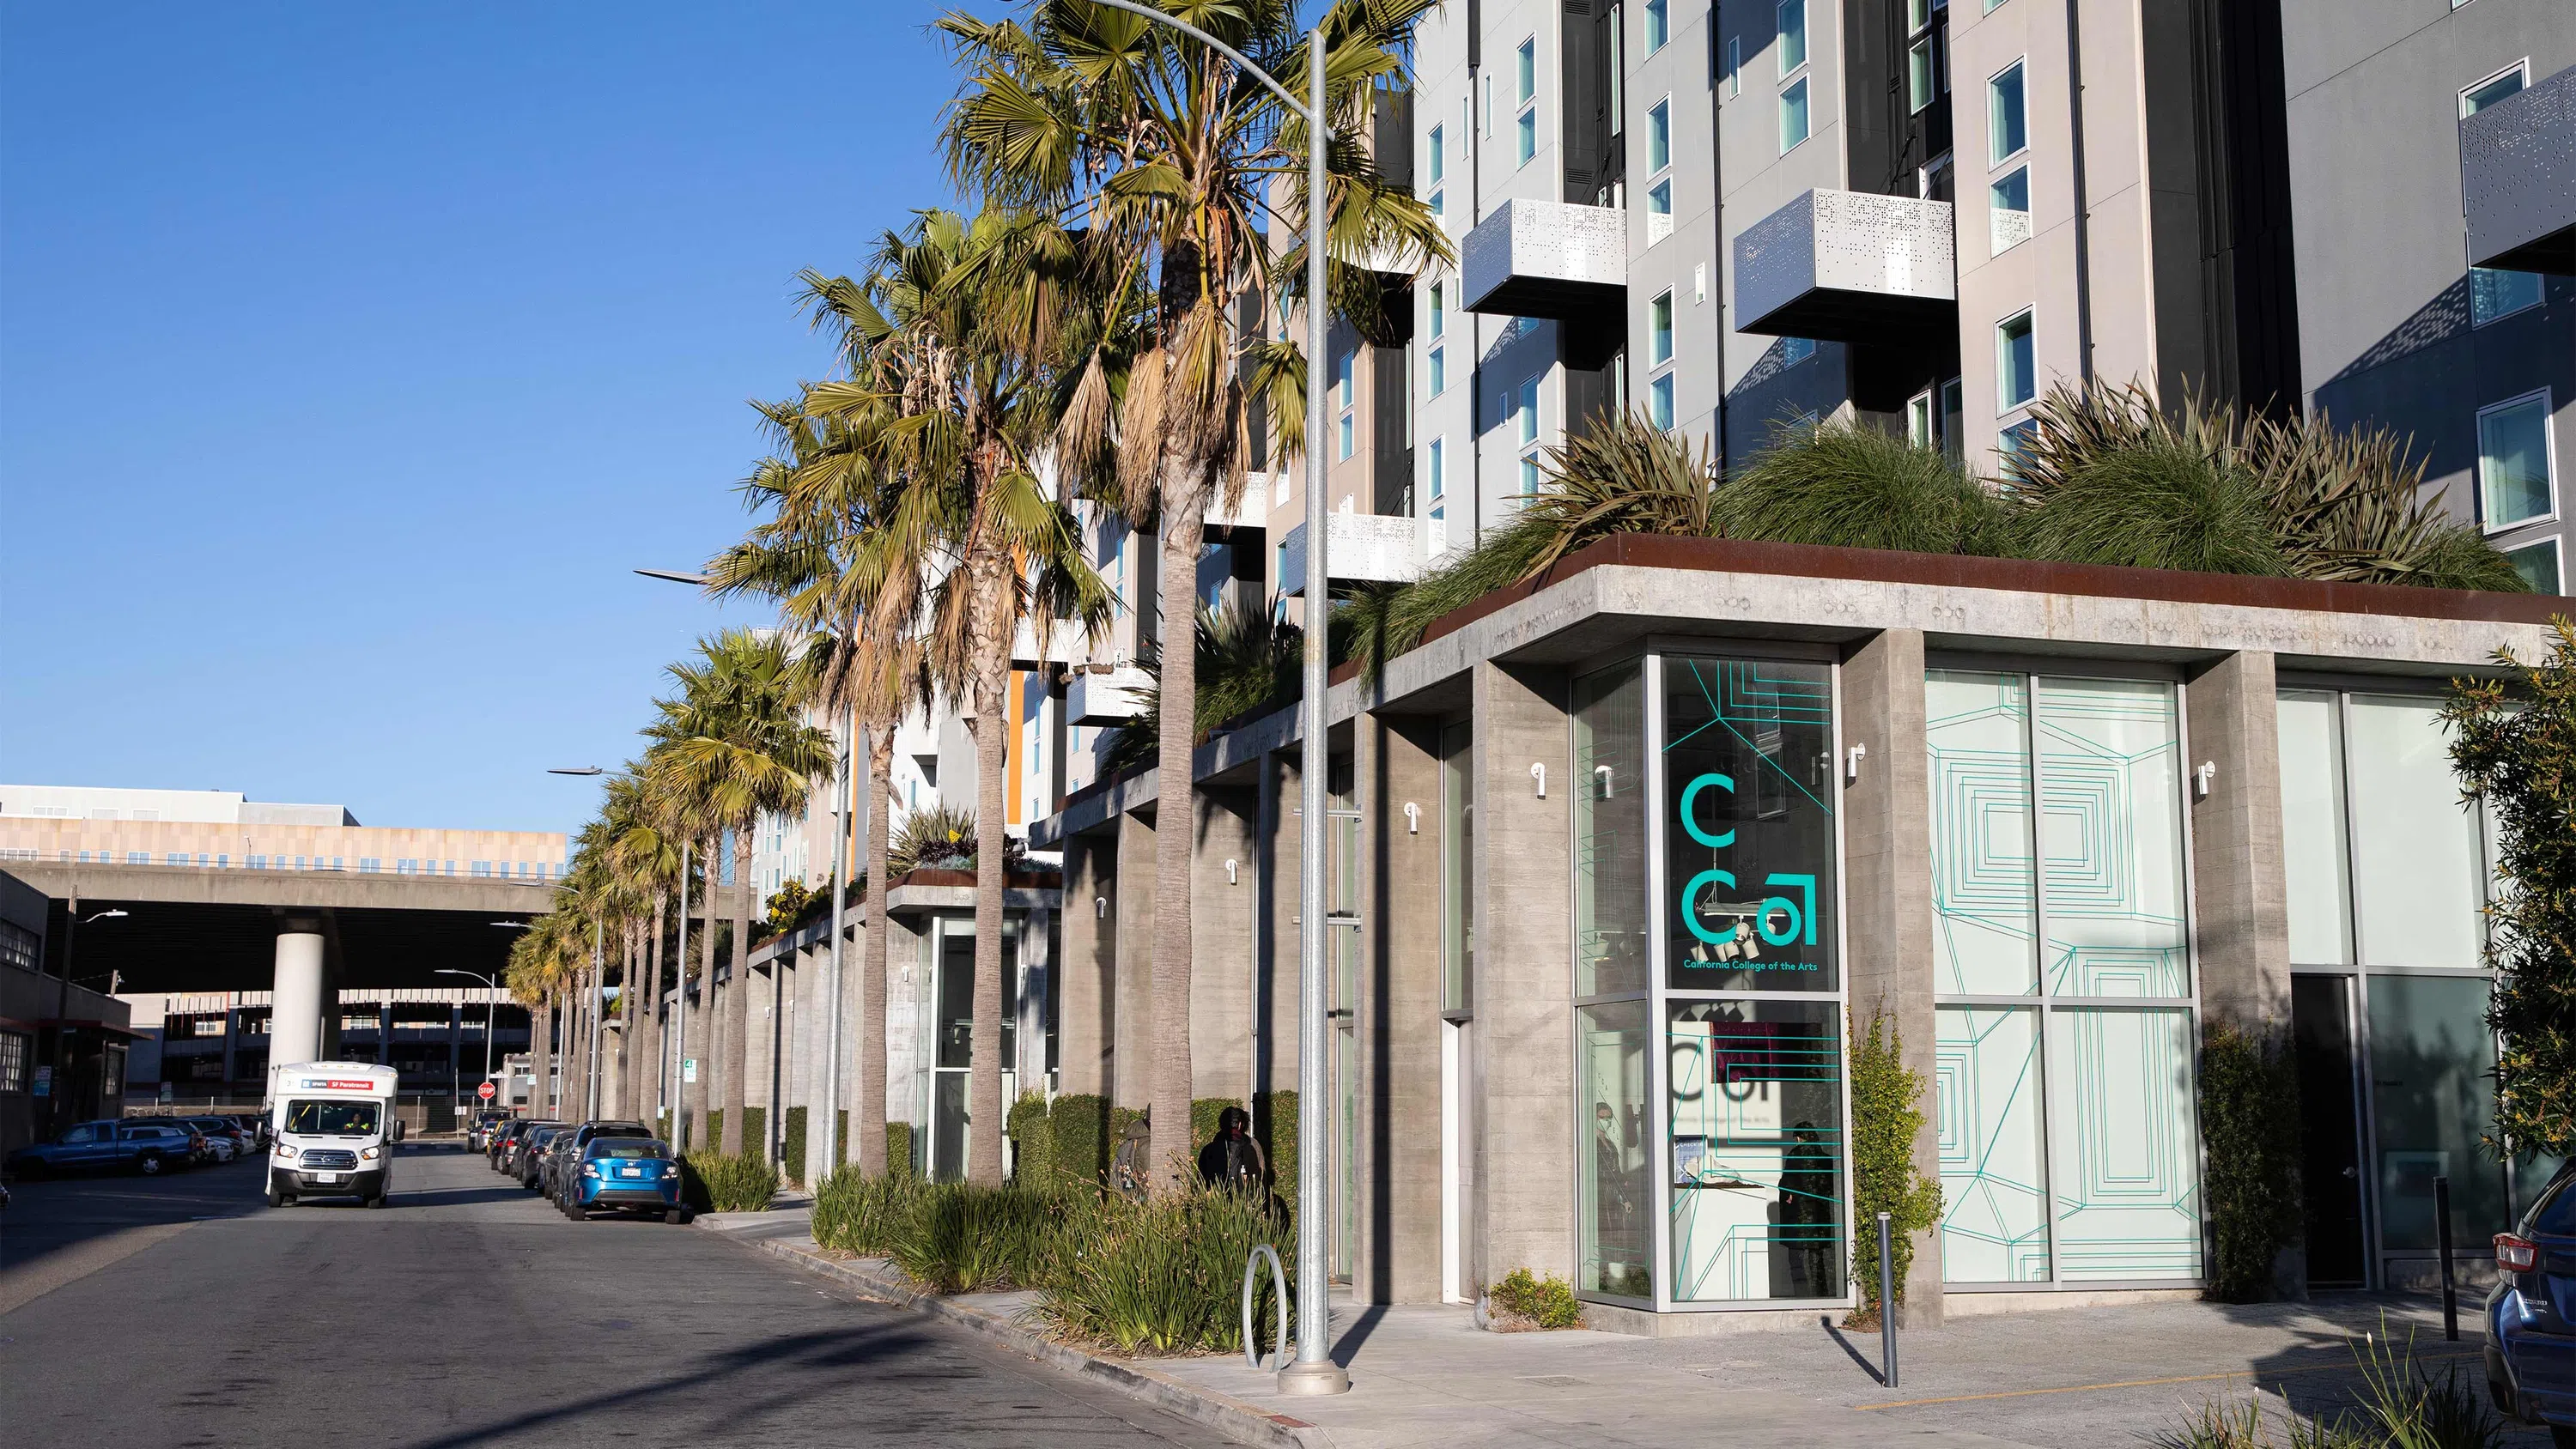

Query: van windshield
left=285, top=1100, right=380, bottom=1137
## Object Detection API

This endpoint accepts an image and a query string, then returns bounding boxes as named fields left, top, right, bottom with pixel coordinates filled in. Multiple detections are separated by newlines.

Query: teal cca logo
left=1677, top=773, right=1817, bottom=949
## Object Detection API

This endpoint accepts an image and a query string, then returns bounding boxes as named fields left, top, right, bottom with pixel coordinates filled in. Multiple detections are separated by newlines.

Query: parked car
left=467, top=1112, right=509, bottom=1151
left=5, top=1119, right=194, bottom=1178
left=153, top=1120, right=212, bottom=1168
left=517, top=1125, right=572, bottom=1191
left=547, top=1123, right=654, bottom=1211
left=497, top=1119, right=559, bottom=1176
left=185, top=1116, right=254, bottom=1161
left=2488, top=1159, right=2576, bottom=1446
left=566, top=1137, right=686, bottom=1223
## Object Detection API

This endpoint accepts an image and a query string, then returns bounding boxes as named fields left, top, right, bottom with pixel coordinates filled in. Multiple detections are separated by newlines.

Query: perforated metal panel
left=2463, top=64, right=2575, bottom=276
left=1461, top=197, right=1627, bottom=318
left=1733, top=188, right=1958, bottom=343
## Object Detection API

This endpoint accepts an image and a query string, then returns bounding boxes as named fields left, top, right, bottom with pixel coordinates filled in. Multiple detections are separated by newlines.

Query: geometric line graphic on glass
left=1668, top=1005, right=1843, bottom=1300
left=2047, top=1007, right=2202, bottom=1280
left=2036, top=680, right=2186, bottom=997
left=1928, top=673, right=2038, bottom=995
left=1935, top=1006, right=2050, bottom=1282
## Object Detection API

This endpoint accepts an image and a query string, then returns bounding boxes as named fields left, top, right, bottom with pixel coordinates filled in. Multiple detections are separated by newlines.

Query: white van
left=264, top=1062, right=403, bottom=1209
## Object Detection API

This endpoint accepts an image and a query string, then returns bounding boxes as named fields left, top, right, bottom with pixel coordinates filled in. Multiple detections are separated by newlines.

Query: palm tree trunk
left=641, top=893, right=665, bottom=1127
left=721, top=825, right=751, bottom=1156
left=688, top=836, right=717, bottom=1151
left=859, top=725, right=896, bottom=1177
left=1150, top=492, right=1205, bottom=1191
left=967, top=569, right=1011, bottom=1185
left=530, top=994, right=554, bottom=1121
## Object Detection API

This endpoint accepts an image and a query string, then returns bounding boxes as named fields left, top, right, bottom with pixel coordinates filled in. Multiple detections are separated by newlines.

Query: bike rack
left=1241, top=1242, right=1288, bottom=1371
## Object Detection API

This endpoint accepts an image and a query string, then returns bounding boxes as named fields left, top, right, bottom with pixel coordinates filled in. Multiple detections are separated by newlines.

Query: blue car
left=2488, top=1160, right=2576, bottom=1446
left=567, top=1137, right=687, bottom=1223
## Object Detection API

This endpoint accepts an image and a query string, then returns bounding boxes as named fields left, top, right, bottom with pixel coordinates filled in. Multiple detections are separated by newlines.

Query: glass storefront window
left=1574, top=664, right=1649, bottom=997
left=1935, top=1005, right=2049, bottom=1282
left=1578, top=1001, right=1654, bottom=1299
left=2348, top=695, right=2486, bottom=970
left=2044, top=1006, right=2202, bottom=1280
left=1441, top=722, right=1473, bottom=1012
left=1928, top=671, right=2038, bottom=994
left=2367, top=973, right=2505, bottom=1254
left=1661, top=656, right=1838, bottom=993
left=1668, top=998, right=1844, bottom=1300
left=2276, top=691, right=2354, bottom=964
left=2036, top=678, right=2187, bottom=997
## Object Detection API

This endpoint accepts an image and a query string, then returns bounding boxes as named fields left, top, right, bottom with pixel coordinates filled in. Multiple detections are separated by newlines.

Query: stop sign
left=477, top=1082, right=496, bottom=1100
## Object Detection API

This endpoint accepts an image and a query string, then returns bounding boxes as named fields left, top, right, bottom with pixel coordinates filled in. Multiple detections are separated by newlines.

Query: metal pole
left=673, top=841, right=690, bottom=1150
left=2437, top=1175, right=2458, bottom=1341
left=822, top=712, right=850, bottom=1182
left=482, top=979, right=495, bottom=1107
left=588, top=919, right=604, bottom=1120
left=1876, top=1211, right=1899, bottom=1387
left=1280, top=25, right=1346, bottom=1398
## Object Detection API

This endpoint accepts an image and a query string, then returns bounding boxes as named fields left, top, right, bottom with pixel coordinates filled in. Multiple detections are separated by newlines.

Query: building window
left=1644, top=0, right=1668, bottom=53
left=1646, top=180, right=1674, bottom=245
left=1516, top=376, right=1543, bottom=494
left=1776, top=0, right=1805, bottom=75
left=1429, top=437, right=1446, bottom=500
left=2477, top=391, right=2555, bottom=530
left=167, top=852, right=187, bottom=866
left=1649, top=373, right=1676, bottom=429
left=1646, top=98, right=1671, bottom=173
left=1929, top=671, right=2202, bottom=1285
left=2460, top=61, right=2527, bottom=116
left=472, top=860, right=493, bottom=878
left=1779, top=77, right=1810, bottom=151
left=1989, top=60, right=2027, bottom=164
left=2504, top=538, right=2561, bottom=595
left=1725, top=36, right=1742, bottom=97
left=1996, top=309, right=2036, bottom=412
left=1335, top=349, right=1357, bottom=461
left=1427, top=123, right=1444, bottom=185
left=1516, top=38, right=1539, bottom=167
left=1990, top=166, right=2031, bottom=254
left=0, top=921, right=36, bottom=973
left=1429, top=282, right=1444, bottom=338
left=1428, top=344, right=1447, bottom=396
left=359, top=858, right=380, bottom=873
left=2470, top=268, right=2543, bottom=326
left=0, top=1030, right=26, bottom=1094
left=1782, top=336, right=1815, bottom=367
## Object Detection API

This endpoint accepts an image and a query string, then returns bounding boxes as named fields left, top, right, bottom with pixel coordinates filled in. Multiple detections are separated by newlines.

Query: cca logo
left=1677, top=772, right=1818, bottom=949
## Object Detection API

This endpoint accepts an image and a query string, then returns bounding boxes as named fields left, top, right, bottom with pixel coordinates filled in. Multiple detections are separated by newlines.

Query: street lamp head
left=546, top=766, right=605, bottom=776
left=490, top=920, right=532, bottom=930
left=634, top=567, right=713, bottom=586
left=84, top=908, right=129, bottom=923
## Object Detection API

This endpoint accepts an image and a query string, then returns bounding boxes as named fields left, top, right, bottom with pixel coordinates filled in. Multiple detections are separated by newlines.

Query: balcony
left=1460, top=197, right=1626, bottom=319
left=1733, top=189, right=1957, bottom=343
left=1066, top=666, right=1152, bottom=726
left=2463, top=64, right=2575, bottom=276
left=1277, top=512, right=1425, bottom=596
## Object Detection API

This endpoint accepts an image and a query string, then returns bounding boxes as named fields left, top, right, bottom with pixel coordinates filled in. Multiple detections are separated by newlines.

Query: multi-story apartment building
left=1394, top=0, right=2568, bottom=591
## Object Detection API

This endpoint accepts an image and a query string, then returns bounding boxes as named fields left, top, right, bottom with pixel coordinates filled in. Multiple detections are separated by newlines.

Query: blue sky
left=1, top=3, right=966, bottom=837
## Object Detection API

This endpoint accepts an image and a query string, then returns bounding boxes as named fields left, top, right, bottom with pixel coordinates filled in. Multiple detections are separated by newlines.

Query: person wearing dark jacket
left=1197, top=1106, right=1267, bottom=1194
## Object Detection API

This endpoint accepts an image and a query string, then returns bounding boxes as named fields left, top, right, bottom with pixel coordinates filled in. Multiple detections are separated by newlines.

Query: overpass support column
left=269, top=926, right=332, bottom=1070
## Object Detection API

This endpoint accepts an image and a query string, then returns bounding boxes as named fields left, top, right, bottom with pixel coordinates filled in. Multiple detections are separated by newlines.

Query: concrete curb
left=698, top=1219, right=1328, bottom=1449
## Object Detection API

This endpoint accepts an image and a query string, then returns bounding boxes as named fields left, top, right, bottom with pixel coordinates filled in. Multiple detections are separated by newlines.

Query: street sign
left=477, top=1081, right=496, bottom=1101
left=30, top=1065, right=50, bottom=1098
left=682, top=1058, right=698, bottom=1083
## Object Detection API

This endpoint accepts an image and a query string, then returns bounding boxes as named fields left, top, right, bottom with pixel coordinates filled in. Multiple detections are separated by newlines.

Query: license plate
left=619, top=1165, right=640, bottom=1177
left=314, top=1172, right=340, bottom=1183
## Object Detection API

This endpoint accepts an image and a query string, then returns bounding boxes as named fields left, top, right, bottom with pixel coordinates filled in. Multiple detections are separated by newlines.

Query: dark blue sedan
left=568, top=1138, right=686, bottom=1223
left=2488, top=1160, right=2576, bottom=1446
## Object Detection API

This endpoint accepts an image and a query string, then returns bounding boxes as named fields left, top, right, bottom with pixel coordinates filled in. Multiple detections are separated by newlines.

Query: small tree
left=2198, top=1022, right=2301, bottom=1300
left=1847, top=1009, right=1943, bottom=1325
left=2447, top=618, right=2576, bottom=1161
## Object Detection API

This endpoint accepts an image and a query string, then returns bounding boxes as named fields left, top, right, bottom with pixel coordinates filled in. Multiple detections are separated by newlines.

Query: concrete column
left=377, top=1003, right=394, bottom=1075
left=1017, top=903, right=1052, bottom=1094
left=1259, top=750, right=1303, bottom=1097
left=2186, top=650, right=2291, bottom=1038
left=1840, top=627, right=1945, bottom=1324
left=1111, top=809, right=1157, bottom=1110
left=1190, top=788, right=1257, bottom=1102
left=448, top=1003, right=463, bottom=1105
left=1359, top=712, right=1445, bottom=1305
left=221, top=994, right=240, bottom=1088
left=1471, top=661, right=1576, bottom=1282
left=268, top=929, right=330, bottom=1070
left=1058, top=832, right=1113, bottom=1099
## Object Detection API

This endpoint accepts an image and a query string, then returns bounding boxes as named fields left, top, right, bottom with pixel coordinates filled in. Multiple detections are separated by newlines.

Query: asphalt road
left=0, top=1143, right=1237, bottom=1448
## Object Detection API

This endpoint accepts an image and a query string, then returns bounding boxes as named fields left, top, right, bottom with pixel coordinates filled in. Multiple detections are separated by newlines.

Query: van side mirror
left=392, top=1119, right=406, bottom=1143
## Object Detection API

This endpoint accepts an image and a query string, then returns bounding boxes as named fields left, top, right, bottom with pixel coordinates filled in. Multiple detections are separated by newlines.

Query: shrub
left=2014, top=433, right=2287, bottom=576
left=890, top=1181, right=1060, bottom=1294
left=738, top=1107, right=766, bottom=1157
left=1036, top=1181, right=1295, bottom=1355
left=1253, top=1089, right=1297, bottom=1212
left=682, top=1152, right=780, bottom=1213
left=2199, top=1022, right=2302, bottom=1301
left=1487, top=1267, right=1583, bottom=1330
left=1048, top=1094, right=1109, bottom=1187
left=811, top=1169, right=920, bottom=1257
left=782, top=1106, right=807, bottom=1185
left=1725, top=419, right=2015, bottom=557
left=885, top=1120, right=916, bottom=1179
left=2352, top=1320, right=2507, bottom=1449
left=1847, top=1010, right=1944, bottom=1321
left=702, top=1109, right=722, bottom=1155
left=1008, top=1091, right=1052, bottom=1185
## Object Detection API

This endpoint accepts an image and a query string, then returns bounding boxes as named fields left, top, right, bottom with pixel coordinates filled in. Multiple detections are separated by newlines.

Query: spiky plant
left=888, top=802, right=982, bottom=877
left=1723, top=419, right=2014, bottom=556
left=1103, top=597, right=1306, bottom=775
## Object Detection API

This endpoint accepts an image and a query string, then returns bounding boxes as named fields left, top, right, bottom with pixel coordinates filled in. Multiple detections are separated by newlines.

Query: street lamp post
left=1084, top=0, right=1342, bottom=1395
left=51, top=900, right=129, bottom=1132
left=819, top=712, right=852, bottom=1188
left=437, top=967, right=502, bottom=1113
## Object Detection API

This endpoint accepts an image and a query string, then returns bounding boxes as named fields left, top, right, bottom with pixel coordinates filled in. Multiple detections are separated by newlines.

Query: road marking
left=0, top=1221, right=198, bottom=1317
left=1854, top=1350, right=2486, bottom=1411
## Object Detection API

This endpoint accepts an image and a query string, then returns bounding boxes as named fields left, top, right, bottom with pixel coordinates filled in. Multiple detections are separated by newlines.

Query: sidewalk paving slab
left=696, top=1208, right=2546, bottom=1449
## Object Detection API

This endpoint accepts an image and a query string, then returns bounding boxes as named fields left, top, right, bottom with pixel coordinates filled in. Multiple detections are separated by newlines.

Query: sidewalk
left=696, top=1208, right=2543, bottom=1449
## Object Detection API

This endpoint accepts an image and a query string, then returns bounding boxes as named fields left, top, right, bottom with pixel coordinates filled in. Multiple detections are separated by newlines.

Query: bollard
left=1877, top=1211, right=1899, bottom=1388
left=2436, top=1175, right=2458, bottom=1342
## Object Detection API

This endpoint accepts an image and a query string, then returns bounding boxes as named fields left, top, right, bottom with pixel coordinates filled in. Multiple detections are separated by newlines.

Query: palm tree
left=652, top=628, right=835, bottom=1158
left=946, top=0, right=1448, bottom=1183
left=642, top=688, right=726, bottom=1152
left=598, top=770, right=678, bottom=1121
left=799, top=209, right=1114, bottom=1185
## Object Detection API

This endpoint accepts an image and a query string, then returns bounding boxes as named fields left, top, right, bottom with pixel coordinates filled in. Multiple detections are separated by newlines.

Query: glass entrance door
left=2291, top=973, right=2368, bottom=1288
left=928, top=918, right=1018, bottom=1181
